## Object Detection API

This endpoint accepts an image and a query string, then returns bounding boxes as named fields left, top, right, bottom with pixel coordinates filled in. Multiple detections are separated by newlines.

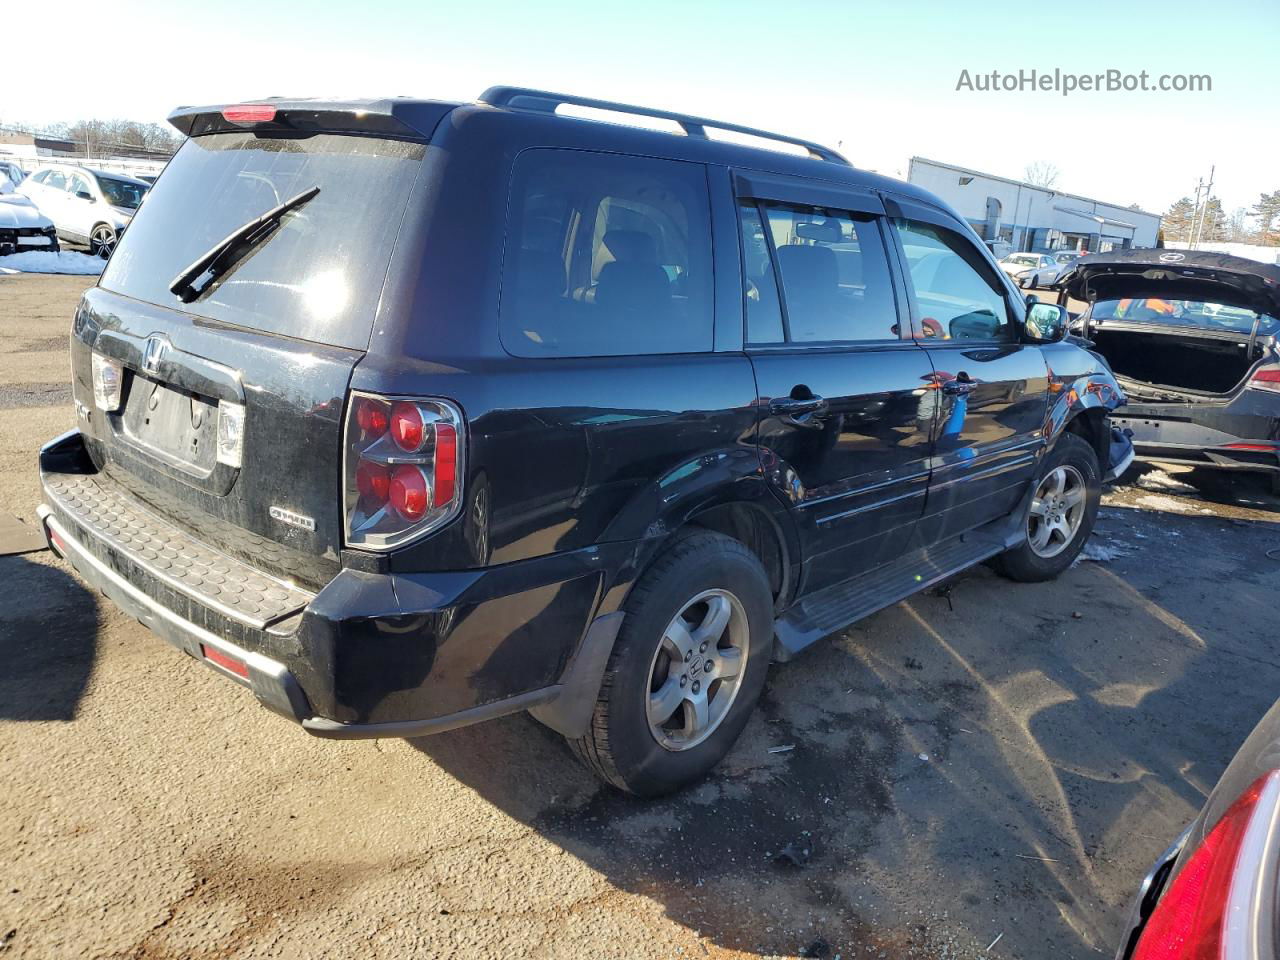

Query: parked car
left=1058, top=250, right=1280, bottom=493
left=1115, top=696, right=1280, bottom=959
left=999, top=252, right=1062, bottom=290
left=0, top=160, right=26, bottom=193
left=36, top=88, right=1131, bottom=796
left=17, top=165, right=149, bottom=257
left=0, top=191, right=60, bottom=256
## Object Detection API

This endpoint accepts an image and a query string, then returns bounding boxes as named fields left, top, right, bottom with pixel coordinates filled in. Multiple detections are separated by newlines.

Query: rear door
left=77, top=124, right=434, bottom=590
left=884, top=197, right=1049, bottom=541
left=736, top=174, right=935, bottom=593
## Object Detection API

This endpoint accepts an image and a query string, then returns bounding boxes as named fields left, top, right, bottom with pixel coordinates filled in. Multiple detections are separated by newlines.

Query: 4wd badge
left=270, top=506, right=316, bottom=532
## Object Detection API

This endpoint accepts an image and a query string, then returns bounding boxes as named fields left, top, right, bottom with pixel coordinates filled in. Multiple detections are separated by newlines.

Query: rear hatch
left=71, top=102, right=449, bottom=590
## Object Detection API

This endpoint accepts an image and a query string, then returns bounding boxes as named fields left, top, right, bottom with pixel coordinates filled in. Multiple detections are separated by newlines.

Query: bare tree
left=1023, top=162, right=1060, bottom=189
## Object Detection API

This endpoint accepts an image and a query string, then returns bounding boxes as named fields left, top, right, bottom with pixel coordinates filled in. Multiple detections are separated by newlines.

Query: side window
left=68, top=174, right=90, bottom=198
left=893, top=218, right=1013, bottom=341
left=737, top=203, right=784, bottom=344
left=499, top=149, right=713, bottom=358
left=45, top=170, right=67, bottom=191
left=751, top=201, right=899, bottom=344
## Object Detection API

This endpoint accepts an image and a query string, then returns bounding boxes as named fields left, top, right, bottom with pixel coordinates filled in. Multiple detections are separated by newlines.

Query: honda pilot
left=37, top=88, right=1132, bottom=795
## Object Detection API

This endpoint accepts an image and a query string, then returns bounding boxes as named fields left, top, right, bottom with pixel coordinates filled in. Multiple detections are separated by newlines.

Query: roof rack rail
left=478, top=86, right=849, bottom=165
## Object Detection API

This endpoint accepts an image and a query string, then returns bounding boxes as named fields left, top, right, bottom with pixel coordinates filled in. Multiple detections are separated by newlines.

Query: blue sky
left=9, top=0, right=1277, bottom=214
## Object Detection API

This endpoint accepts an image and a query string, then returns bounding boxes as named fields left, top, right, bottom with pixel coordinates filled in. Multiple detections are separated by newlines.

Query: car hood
left=1059, top=249, right=1280, bottom=318
left=0, top=194, right=52, bottom=229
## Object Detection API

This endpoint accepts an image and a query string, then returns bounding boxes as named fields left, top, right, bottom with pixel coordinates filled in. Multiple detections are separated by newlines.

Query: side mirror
left=1023, top=299, right=1068, bottom=343
left=75, top=191, right=92, bottom=201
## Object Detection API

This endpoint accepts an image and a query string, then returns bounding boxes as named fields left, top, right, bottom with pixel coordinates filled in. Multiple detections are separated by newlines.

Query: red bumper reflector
left=48, top=529, right=67, bottom=555
left=201, top=644, right=250, bottom=679
left=1223, top=442, right=1280, bottom=452
left=222, top=104, right=277, bottom=125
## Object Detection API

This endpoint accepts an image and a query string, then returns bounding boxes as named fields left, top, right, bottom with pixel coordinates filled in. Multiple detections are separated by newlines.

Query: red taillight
left=1250, top=369, right=1280, bottom=394
left=355, top=460, right=390, bottom=502
left=390, top=402, right=426, bottom=452
left=389, top=465, right=430, bottom=522
left=222, top=104, right=277, bottom=125
left=343, top=393, right=464, bottom=550
left=433, top=424, right=457, bottom=507
left=355, top=398, right=388, bottom=436
left=1132, top=770, right=1280, bottom=960
left=200, top=643, right=250, bottom=679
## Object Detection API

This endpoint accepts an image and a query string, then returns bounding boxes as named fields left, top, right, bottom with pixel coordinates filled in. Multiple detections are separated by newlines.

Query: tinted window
left=98, top=176, right=147, bottom=209
left=894, top=219, right=1012, bottom=341
left=738, top=203, right=784, bottom=344
left=68, top=174, right=90, bottom=197
left=500, top=149, right=713, bottom=358
left=99, top=132, right=424, bottom=350
left=45, top=171, right=67, bottom=190
left=760, top=202, right=898, bottom=343
left=31, top=170, right=49, bottom=184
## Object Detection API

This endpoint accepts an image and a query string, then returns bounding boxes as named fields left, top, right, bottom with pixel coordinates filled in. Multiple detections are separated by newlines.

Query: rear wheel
left=994, top=432, right=1100, bottom=582
left=89, top=224, right=117, bottom=259
left=569, top=532, right=773, bottom=796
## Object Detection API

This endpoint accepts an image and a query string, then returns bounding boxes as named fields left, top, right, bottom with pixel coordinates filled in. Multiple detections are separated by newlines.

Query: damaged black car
left=1058, top=250, right=1280, bottom=493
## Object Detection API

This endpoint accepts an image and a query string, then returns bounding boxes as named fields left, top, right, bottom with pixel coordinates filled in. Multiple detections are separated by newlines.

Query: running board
left=773, top=522, right=1020, bottom=661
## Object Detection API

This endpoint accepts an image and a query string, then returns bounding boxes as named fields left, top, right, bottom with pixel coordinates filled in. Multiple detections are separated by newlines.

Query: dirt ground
left=2, top=273, right=1278, bottom=960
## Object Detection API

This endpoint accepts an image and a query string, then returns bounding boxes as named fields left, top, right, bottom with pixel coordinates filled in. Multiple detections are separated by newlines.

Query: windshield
left=100, top=132, right=424, bottom=350
left=97, top=176, right=148, bottom=209
left=1092, top=297, right=1279, bottom=335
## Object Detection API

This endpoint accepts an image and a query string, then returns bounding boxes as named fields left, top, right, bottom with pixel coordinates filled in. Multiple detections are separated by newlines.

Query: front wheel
left=993, top=431, right=1101, bottom=582
left=569, top=531, right=773, bottom=796
left=89, top=224, right=117, bottom=259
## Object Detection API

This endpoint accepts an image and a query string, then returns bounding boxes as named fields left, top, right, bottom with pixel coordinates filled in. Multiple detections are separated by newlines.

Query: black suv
left=37, top=88, right=1131, bottom=795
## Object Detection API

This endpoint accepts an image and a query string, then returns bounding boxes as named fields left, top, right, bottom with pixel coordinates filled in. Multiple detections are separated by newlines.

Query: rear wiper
left=169, top=185, right=320, bottom=303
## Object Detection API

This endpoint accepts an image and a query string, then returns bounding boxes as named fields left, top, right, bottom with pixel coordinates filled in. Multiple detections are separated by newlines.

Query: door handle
left=769, top=395, right=828, bottom=417
left=941, top=373, right=975, bottom=396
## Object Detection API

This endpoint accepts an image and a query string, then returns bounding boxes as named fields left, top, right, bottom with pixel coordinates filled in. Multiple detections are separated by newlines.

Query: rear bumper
left=1115, top=395, right=1280, bottom=476
left=38, top=430, right=628, bottom=739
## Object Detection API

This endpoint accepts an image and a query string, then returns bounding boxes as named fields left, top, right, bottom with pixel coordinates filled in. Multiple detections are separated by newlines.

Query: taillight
left=343, top=392, right=464, bottom=550
left=1250, top=369, right=1280, bottom=394
left=1132, top=770, right=1280, bottom=960
left=91, top=352, right=123, bottom=411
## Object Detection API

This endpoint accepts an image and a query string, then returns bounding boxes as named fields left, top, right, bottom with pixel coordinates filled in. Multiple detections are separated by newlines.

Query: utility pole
left=1190, top=166, right=1216, bottom=249
left=1189, top=176, right=1204, bottom=247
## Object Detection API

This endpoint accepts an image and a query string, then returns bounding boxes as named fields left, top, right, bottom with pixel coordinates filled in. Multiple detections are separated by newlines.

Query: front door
left=885, top=197, right=1049, bottom=542
left=737, top=176, right=936, bottom=594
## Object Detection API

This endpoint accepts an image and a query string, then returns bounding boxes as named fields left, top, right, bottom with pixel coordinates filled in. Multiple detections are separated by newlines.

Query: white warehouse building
left=908, top=157, right=1161, bottom=255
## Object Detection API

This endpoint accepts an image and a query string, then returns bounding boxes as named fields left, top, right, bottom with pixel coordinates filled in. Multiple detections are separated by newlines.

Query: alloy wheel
left=90, top=225, right=116, bottom=259
left=1027, top=464, right=1087, bottom=558
left=645, top=588, right=749, bottom=752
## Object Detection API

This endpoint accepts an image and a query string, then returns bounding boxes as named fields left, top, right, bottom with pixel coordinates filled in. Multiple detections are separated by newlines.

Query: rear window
left=100, top=132, right=424, bottom=350
left=499, top=149, right=713, bottom=357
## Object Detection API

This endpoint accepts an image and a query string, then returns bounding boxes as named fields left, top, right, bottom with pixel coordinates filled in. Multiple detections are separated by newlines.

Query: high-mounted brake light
left=343, top=392, right=465, bottom=550
left=1249, top=369, right=1280, bottom=394
left=1132, top=770, right=1280, bottom=960
left=221, top=104, right=277, bottom=125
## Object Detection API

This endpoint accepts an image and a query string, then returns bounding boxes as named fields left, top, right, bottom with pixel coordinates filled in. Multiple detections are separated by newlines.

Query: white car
left=0, top=164, right=59, bottom=255
left=18, top=165, right=149, bottom=258
left=998, top=252, right=1068, bottom=290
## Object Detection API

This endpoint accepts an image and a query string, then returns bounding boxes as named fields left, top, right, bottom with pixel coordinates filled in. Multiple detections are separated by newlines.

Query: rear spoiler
left=167, top=99, right=456, bottom=141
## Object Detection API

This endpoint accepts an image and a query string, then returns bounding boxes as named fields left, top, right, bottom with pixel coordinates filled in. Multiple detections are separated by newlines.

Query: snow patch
left=1080, top=541, right=1132, bottom=563
left=1135, top=493, right=1196, bottom=513
left=1135, top=469, right=1200, bottom=495
left=0, top=251, right=104, bottom=276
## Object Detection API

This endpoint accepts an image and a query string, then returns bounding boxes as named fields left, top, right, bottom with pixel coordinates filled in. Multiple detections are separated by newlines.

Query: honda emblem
left=142, top=336, right=169, bottom=375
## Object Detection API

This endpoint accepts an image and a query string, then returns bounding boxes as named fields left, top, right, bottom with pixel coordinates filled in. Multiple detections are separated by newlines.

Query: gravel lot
left=2, top=273, right=1278, bottom=960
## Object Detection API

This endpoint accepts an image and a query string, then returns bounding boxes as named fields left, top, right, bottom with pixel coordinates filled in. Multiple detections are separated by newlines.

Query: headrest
left=776, top=244, right=838, bottom=288
left=603, top=230, right=659, bottom=264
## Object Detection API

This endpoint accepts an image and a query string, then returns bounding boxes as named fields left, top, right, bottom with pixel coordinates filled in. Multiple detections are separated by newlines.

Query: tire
left=89, top=224, right=117, bottom=259
left=1022, top=274, right=1037, bottom=290
left=993, top=432, right=1101, bottom=583
left=569, top=531, right=773, bottom=796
